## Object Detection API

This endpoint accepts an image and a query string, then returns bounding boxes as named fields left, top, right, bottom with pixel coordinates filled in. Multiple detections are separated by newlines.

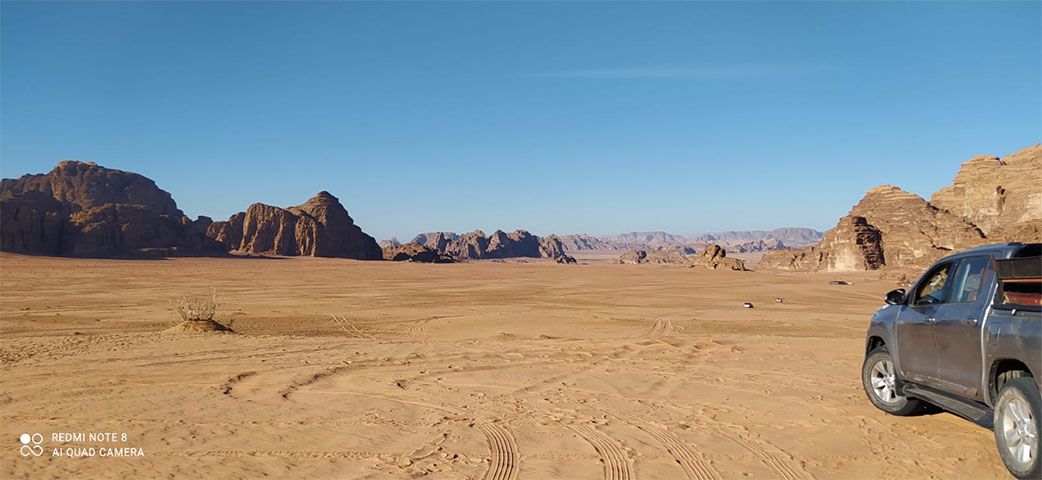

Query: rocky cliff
left=0, top=161, right=383, bottom=260
left=411, top=232, right=460, bottom=252
left=930, top=145, right=1042, bottom=236
left=1, top=161, right=218, bottom=257
left=411, top=229, right=575, bottom=263
left=211, top=192, right=382, bottom=259
left=761, top=145, right=1041, bottom=272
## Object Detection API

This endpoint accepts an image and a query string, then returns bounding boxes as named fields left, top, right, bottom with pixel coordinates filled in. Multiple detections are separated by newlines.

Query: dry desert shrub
left=174, top=286, right=223, bottom=321
left=166, top=287, right=233, bottom=333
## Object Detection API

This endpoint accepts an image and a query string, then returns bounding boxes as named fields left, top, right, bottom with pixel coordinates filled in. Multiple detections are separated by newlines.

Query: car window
left=949, top=256, right=992, bottom=304
left=913, top=262, right=953, bottom=305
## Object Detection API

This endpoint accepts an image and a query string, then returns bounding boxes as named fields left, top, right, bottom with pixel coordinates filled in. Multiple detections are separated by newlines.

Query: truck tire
left=993, top=377, right=1041, bottom=479
left=862, top=347, right=926, bottom=416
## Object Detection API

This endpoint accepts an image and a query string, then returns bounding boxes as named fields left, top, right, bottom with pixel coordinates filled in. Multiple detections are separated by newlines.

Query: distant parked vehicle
left=861, top=243, right=1041, bottom=479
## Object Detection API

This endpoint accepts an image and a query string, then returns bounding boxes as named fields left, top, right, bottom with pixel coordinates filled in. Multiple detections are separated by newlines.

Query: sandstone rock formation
left=930, top=145, right=1042, bottom=236
left=1, top=161, right=219, bottom=257
left=411, top=229, right=575, bottom=263
left=617, top=250, right=649, bottom=264
left=411, top=232, right=460, bottom=252
left=761, top=145, right=1041, bottom=272
left=206, top=212, right=245, bottom=251
left=615, top=249, right=692, bottom=266
left=211, top=192, right=382, bottom=259
left=382, top=242, right=454, bottom=263
left=615, top=244, right=745, bottom=270
left=690, top=244, right=746, bottom=271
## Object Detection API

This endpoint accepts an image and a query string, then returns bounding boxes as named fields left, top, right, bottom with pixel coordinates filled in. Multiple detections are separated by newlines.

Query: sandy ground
left=0, top=254, right=1007, bottom=479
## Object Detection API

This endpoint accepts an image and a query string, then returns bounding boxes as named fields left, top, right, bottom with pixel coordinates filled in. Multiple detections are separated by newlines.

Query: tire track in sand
left=308, top=390, right=523, bottom=479
left=567, top=424, right=634, bottom=480
left=714, top=427, right=812, bottom=480
left=480, top=422, right=520, bottom=480
left=613, top=414, right=718, bottom=480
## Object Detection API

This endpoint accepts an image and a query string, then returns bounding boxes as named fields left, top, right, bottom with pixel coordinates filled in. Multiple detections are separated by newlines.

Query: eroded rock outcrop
left=690, top=244, right=746, bottom=270
left=214, top=192, right=382, bottom=259
left=616, top=249, right=688, bottom=265
left=382, top=242, right=455, bottom=263
left=1, top=161, right=219, bottom=257
left=930, top=145, right=1042, bottom=236
left=762, top=146, right=1041, bottom=272
left=412, top=229, right=575, bottom=263
left=411, top=232, right=460, bottom=252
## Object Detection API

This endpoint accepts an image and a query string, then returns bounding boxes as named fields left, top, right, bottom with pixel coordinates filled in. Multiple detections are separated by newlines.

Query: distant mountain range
left=552, top=228, right=823, bottom=253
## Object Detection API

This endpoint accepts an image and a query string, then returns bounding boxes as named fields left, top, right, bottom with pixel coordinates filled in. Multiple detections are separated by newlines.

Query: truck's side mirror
left=885, top=288, right=906, bottom=305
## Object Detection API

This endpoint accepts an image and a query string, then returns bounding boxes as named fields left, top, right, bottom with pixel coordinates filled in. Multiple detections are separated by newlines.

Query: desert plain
left=0, top=254, right=1008, bottom=479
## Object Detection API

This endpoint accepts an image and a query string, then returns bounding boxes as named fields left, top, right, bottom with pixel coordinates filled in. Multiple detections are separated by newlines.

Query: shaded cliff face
left=213, top=192, right=382, bottom=260
left=382, top=242, right=455, bottom=263
left=761, top=145, right=1041, bottom=272
left=0, top=161, right=217, bottom=257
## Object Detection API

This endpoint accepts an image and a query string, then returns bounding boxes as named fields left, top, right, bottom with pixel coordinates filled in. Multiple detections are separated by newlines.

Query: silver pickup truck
left=861, top=242, right=1041, bottom=479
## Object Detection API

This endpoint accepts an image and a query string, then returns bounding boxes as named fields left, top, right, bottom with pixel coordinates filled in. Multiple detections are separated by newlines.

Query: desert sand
left=0, top=254, right=1006, bottom=479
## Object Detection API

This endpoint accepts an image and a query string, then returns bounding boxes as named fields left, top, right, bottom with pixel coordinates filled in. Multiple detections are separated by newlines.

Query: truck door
left=932, top=255, right=994, bottom=399
left=896, top=260, right=955, bottom=385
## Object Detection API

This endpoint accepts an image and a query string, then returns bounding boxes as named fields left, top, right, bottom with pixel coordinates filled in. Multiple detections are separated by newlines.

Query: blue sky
left=2, top=1, right=1039, bottom=241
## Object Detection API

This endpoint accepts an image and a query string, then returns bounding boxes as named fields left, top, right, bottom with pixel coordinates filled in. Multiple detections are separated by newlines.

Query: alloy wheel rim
left=870, top=359, right=898, bottom=404
left=1003, top=397, right=1038, bottom=465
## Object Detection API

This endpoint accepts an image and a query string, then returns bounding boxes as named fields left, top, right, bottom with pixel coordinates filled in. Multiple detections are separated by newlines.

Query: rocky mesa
left=1, top=161, right=218, bottom=257
left=761, top=145, right=1042, bottom=272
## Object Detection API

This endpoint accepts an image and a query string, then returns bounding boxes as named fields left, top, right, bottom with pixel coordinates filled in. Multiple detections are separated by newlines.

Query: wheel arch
left=989, top=358, right=1036, bottom=402
left=866, top=335, right=887, bottom=355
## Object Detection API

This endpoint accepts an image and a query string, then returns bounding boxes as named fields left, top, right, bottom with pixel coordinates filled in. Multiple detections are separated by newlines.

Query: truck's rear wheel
left=994, top=377, right=1041, bottom=479
left=862, top=348, right=926, bottom=416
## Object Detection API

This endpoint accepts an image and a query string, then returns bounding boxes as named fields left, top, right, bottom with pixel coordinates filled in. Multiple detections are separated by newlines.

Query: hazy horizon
left=2, top=2, right=1039, bottom=240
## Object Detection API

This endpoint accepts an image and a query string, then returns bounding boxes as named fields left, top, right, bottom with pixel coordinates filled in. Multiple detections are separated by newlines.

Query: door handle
left=924, top=317, right=936, bottom=324
left=964, top=317, right=978, bottom=326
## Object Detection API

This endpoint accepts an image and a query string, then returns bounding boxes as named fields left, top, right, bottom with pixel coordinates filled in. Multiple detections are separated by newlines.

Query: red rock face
left=761, top=145, right=1041, bottom=272
left=214, top=192, right=382, bottom=259
left=0, top=161, right=219, bottom=257
left=2, top=161, right=179, bottom=215
left=930, top=145, right=1042, bottom=236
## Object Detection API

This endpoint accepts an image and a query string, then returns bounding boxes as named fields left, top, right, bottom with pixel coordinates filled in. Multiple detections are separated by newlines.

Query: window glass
left=914, top=263, right=952, bottom=305
left=950, top=256, right=992, bottom=304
